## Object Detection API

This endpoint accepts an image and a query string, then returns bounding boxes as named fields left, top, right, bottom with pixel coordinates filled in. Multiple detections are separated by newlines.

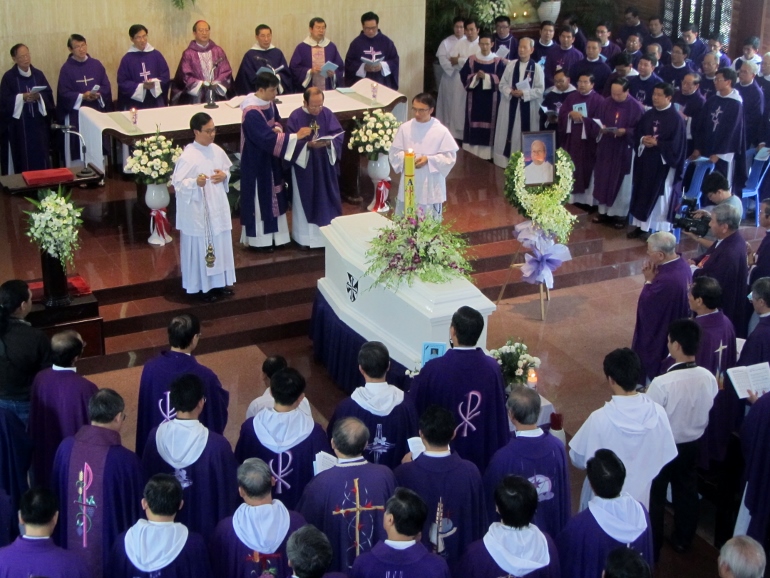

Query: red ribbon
left=371, top=179, right=391, bottom=213
left=150, top=208, right=170, bottom=239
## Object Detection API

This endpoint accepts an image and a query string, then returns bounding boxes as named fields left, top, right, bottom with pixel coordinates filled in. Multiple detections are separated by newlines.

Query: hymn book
left=313, top=451, right=338, bottom=475
left=727, top=362, right=770, bottom=399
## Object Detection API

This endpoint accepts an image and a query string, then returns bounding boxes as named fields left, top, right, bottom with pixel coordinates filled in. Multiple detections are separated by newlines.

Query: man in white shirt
left=645, top=319, right=718, bottom=558
left=246, top=355, right=311, bottom=418
left=435, top=17, right=465, bottom=127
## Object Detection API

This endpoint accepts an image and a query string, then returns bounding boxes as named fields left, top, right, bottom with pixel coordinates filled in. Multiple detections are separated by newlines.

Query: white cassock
left=446, top=37, right=479, bottom=140
left=435, top=34, right=463, bottom=127
left=172, top=141, right=236, bottom=294
left=524, top=161, right=554, bottom=184
left=389, top=117, right=458, bottom=219
left=568, top=394, right=678, bottom=511
left=493, top=59, right=545, bottom=168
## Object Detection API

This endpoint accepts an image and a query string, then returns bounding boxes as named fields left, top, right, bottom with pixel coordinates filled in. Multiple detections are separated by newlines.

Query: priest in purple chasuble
left=592, top=78, right=644, bottom=222
left=627, top=56, right=663, bottom=107
left=735, top=64, right=766, bottom=148
left=459, top=33, right=505, bottom=160
left=350, top=488, right=451, bottom=578
left=116, top=25, right=170, bottom=110
left=210, top=458, right=306, bottom=578
left=344, top=13, right=399, bottom=89
left=493, top=39, right=545, bottom=169
left=0, top=488, right=90, bottom=578
left=628, top=84, right=687, bottom=235
left=0, top=44, right=55, bottom=175
left=394, top=406, right=486, bottom=573
left=409, top=307, right=509, bottom=473
left=0, top=488, right=11, bottom=547
left=141, top=375, right=239, bottom=540
left=630, top=232, right=692, bottom=383
left=457, top=476, right=560, bottom=578
left=658, top=42, right=694, bottom=91
left=110, top=474, right=213, bottom=578
left=235, top=24, right=292, bottom=96
left=539, top=69, right=575, bottom=135
left=290, top=18, right=344, bottom=92
left=673, top=73, right=706, bottom=157
left=327, top=342, right=418, bottom=471
left=239, top=72, right=312, bottom=250
left=544, top=27, right=584, bottom=88
left=0, top=408, right=32, bottom=512
left=52, top=390, right=144, bottom=578
left=483, top=387, right=571, bottom=539
left=558, top=73, right=603, bottom=201
left=170, top=21, right=233, bottom=105
left=136, top=314, right=229, bottom=458
left=235, top=368, right=331, bottom=511
left=287, top=88, right=343, bottom=249
left=297, top=418, right=396, bottom=573
left=29, top=330, right=98, bottom=489
left=56, top=35, right=111, bottom=164
left=556, top=450, right=653, bottom=578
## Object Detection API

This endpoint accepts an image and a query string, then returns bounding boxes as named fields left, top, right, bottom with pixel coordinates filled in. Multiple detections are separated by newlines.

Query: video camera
left=672, top=198, right=711, bottom=237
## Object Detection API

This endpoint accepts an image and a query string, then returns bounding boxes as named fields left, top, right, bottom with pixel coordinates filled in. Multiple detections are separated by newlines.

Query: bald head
left=51, top=330, right=84, bottom=367
left=331, top=417, right=370, bottom=458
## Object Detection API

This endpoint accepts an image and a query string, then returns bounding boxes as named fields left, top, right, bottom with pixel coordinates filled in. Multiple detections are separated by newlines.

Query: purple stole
left=242, top=103, right=284, bottom=224
left=503, top=59, right=536, bottom=158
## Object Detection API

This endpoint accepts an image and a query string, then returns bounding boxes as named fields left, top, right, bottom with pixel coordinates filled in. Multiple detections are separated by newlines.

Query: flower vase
left=145, top=183, right=173, bottom=246
left=41, top=251, right=71, bottom=308
left=366, top=153, right=391, bottom=213
left=537, top=0, right=561, bottom=23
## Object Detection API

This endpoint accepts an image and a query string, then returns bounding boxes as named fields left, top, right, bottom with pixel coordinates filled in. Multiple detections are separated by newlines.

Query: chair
left=742, top=148, right=770, bottom=227
left=674, top=158, right=714, bottom=243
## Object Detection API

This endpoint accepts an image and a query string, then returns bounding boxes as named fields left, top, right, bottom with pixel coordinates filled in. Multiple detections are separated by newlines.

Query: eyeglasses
left=201, top=128, right=217, bottom=134
left=411, top=107, right=431, bottom=113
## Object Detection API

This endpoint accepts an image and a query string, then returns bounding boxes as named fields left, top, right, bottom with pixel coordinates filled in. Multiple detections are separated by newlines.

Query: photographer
left=682, top=171, right=744, bottom=253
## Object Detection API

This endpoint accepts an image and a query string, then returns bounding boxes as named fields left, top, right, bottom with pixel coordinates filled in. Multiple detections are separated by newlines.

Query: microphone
left=51, top=123, right=75, bottom=130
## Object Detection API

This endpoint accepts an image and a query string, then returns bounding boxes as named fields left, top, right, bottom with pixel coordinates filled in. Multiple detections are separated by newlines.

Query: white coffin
left=318, top=212, right=496, bottom=370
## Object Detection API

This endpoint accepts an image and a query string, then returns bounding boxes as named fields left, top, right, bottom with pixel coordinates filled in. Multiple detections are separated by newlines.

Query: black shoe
left=216, top=287, right=234, bottom=296
left=639, top=231, right=651, bottom=241
left=626, top=227, right=644, bottom=239
left=200, top=291, right=218, bottom=303
left=343, top=195, right=363, bottom=204
left=249, top=245, right=274, bottom=253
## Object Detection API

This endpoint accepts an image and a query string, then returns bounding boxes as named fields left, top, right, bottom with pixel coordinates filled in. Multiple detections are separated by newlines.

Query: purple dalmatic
left=53, top=425, right=144, bottom=578
left=483, top=431, right=571, bottom=538
left=658, top=64, right=693, bottom=91
left=290, top=41, right=344, bottom=92
left=627, top=73, right=663, bottom=107
left=558, top=90, right=604, bottom=195
left=350, top=541, right=451, bottom=578
left=344, top=31, right=399, bottom=89
left=694, top=231, right=749, bottom=337
left=116, top=48, right=171, bottom=110
left=0, top=536, right=90, bottom=578
left=135, top=350, right=229, bottom=458
left=555, top=497, right=653, bottom=578
left=235, top=47, right=292, bottom=95
left=394, top=452, right=486, bottom=572
left=209, top=502, right=305, bottom=578
left=545, top=46, right=584, bottom=87
left=297, top=458, right=396, bottom=572
left=739, top=389, right=770, bottom=545
left=736, top=80, right=765, bottom=147
left=56, top=55, right=112, bottom=161
left=457, top=527, right=560, bottom=578
left=28, top=368, right=98, bottom=489
left=629, top=105, right=687, bottom=223
left=631, top=256, right=692, bottom=381
left=142, top=424, right=239, bottom=540
left=0, top=488, right=12, bottom=547
left=234, top=415, right=331, bottom=511
left=0, top=64, right=55, bottom=174
left=410, top=349, right=509, bottom=473
left=287, top=106, right=343, bottom=229
left=592, top=95, right=645, bottom=208
left=0, top=408, right=32, bottom=509
left=110, top=525, right=213, bottom=578
left=460, top=56, right=505, bottom=148
left=171, top=40, right=233, bottom=105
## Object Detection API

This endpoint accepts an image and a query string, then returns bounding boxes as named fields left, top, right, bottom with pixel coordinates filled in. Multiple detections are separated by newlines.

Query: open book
left=591, top=118, right=619, bottom=132
left=362, top=56, right=384, bottom=65
left=320, top=61, right=339, bottom=75
left=313, top=131, right=345, bottom=142
left=727, top=362, right=770, bottom=399
left=313, top=451, right=338, bottom=475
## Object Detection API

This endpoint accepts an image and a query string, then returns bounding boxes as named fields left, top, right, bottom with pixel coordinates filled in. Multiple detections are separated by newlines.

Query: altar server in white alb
left=171, top=112, right=235, bottom=302
left=389, top=93, right=458, bottom=220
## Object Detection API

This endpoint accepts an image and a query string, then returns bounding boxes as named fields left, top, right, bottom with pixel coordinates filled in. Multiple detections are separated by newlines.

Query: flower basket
left=348, top=109, right=401, bottom=162
left=489, top=339, right=541, bottom=387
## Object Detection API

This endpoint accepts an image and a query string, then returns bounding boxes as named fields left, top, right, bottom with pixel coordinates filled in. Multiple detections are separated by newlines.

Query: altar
left=310, top=212, right=497, bottom=393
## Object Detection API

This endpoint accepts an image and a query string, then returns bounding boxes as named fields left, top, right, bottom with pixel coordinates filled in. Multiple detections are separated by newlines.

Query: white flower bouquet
left=474, top=0, right=510, bottom=30
left=348, top=108, right=401, bottom=161
left=124, top=130, right=183, bottom=185
left=489, top=339, right=541, bottom=386
left=25, top=187, right=83, bottom=270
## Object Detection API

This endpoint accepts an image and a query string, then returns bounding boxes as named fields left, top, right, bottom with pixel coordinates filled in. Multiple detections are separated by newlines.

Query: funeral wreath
left=348, top=108, right=401, bottom=161
left=125, top=130, right=183, bottom=185
left=25, top=186, right=83, bottom=270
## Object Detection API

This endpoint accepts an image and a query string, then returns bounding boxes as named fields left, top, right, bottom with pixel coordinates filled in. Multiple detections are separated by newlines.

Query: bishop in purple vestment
left=52, top=390, right=144, bottom=578
left=350, top=488, right=450, bottom=578
left=136, top=314, right=229, bottom=458
left=344, top=16, right=399, bottom=89
left=210, top=458, right=306, bottom=578
left=235, top=368, right=331, bottom=510
left=171, top=22, right=233, bottom=105
left=29, top=330, right=98, bottom=489
left=235, top=25, right=292, bottom=95
left=410, top=307, right=509, bottom=473
left=558, top=75, right=603, bottom=196
left=394, top=406, right=486, bottom=571
left=109, top=474, right=213, bottom=578
left=297, top=418, right=396, bottom=572
left=116, top=25, right=170, bottom=110
left=0, top=44, right=54, bottom=175
left=290, top=19, right=344, bottom=92
left=632, top=233, right=692, bottom=382
left=142, top=375, right=239, bottom=540
left=0, top=488, right=89, bottom=578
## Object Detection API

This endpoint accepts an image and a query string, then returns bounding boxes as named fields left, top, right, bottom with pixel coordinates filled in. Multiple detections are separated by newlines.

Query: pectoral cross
left=332, top=478, right=385, bottom=556
left=652, top=120, right=660, bottom=135
left=139, top=62, right=152, bottom=83
left=309, top=119, right=319, bottom=139
left=363, top=46, right=382, bottom=61
left=711, top=106, right=724, bottom=132
left=76, top=75, right=94, bottom=87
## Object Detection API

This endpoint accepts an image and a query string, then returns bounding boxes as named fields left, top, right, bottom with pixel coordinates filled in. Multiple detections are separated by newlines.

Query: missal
left=727, top=362, right=770, bottom=399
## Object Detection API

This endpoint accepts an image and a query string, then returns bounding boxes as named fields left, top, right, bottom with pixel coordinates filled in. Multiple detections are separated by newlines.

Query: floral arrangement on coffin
left=124, top=130, right=183, bottom=185
left=25, top=186, right=83, bottom=270
left=364, top=214, right=473, bottom=290
left=473, top=0, right=510, bottom=29
left=348, top=108, right=401, bottom=161
left=489, top=339, right=541, bottom=388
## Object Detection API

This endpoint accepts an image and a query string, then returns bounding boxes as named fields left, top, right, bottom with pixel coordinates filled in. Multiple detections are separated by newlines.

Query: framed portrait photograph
left=521, top=130, right=556, bottom=186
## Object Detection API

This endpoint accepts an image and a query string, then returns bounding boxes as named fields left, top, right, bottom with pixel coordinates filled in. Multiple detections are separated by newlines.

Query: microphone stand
left=204, top=59, right=223, bottom=109
left=61, top=128, right=95, bottom=177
